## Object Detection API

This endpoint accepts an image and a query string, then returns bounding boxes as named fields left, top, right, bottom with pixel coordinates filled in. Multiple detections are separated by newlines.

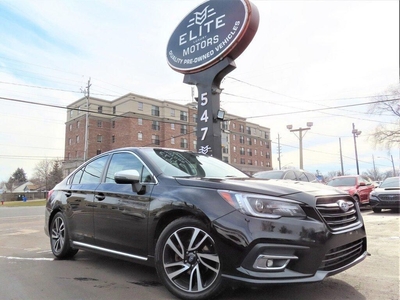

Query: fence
left=1, top=191, right=48, bottom=202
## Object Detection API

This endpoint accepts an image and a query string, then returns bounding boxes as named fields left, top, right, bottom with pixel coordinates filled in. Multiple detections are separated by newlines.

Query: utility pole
left=287, top=122, right=313, bottom=170
left=277, top=134, right=282, bottom=170
left=339, top=138, right=344, bottom=175
left=83, top=78, right=91, bottom=161
left=352, top=123, right=361, bottom=175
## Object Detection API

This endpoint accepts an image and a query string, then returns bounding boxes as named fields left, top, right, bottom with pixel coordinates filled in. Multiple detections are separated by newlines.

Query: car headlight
left=218, top=190, right=306, bottom=219
left=369, top=192, right=378, bottom=200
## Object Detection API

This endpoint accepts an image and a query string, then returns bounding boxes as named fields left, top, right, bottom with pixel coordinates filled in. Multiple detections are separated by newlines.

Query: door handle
left=95, top=193, right=105, bottom=201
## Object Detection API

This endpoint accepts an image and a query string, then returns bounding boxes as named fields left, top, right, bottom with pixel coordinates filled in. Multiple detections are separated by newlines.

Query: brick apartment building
left=63, top=93, right=272, bottom=176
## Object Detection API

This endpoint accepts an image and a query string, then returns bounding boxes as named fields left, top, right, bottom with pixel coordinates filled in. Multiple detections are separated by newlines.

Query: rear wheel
left=50, top=212, right=78, bottom=259
left=155, top=217, right=223, bottom=300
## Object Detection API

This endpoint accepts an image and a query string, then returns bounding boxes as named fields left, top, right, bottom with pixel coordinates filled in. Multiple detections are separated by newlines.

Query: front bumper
left=212, top=203, right=367, bottom=284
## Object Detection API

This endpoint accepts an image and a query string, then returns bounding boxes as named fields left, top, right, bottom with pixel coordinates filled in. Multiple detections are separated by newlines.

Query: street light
left=352, top=123, right=361, bottom=175
left=287, top=122, right=313, bottom=169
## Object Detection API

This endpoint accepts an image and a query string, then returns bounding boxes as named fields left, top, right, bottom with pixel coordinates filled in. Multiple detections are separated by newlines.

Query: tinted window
left=105, top=152, right=144, bottom=183
left=328, top=177, right=356, bottom=186
left=79, top=155, right=109, bottom=184
left=253, top=171, right=284, bottom=179
left=297, top=171, right=309, bottom=182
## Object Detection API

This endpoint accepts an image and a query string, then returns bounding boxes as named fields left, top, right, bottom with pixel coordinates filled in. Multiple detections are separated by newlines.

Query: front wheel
left=372, top=207, right=382, bottom=213
left=50, top=212, right=78, bottom=259
left=155, top=217, right=223, bottom=300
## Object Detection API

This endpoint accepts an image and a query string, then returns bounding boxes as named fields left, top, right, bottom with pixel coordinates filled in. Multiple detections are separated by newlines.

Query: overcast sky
left=0, top=0, right=399, bottom=183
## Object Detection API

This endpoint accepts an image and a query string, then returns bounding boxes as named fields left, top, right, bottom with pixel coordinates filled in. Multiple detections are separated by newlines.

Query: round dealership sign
left=167, top=0, right=259, bottom=74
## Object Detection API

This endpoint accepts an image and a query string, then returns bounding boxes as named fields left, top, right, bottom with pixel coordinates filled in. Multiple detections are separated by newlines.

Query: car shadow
left=64, top=251, right=365, bottom=300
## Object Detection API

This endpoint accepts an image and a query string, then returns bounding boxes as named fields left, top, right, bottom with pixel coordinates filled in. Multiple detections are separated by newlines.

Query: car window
left=105, top=152, right=146, bottom=183
left=283, top=170, right=296, bottom=180
left=327, top=177, right=356, bottom=186
left=380, top=177, right=400, bottom=188
left=297, top=171, right=309, bottom=182
left=78, top=155, right=109, bottom=184
left=145, top=149, right=248, bottom=178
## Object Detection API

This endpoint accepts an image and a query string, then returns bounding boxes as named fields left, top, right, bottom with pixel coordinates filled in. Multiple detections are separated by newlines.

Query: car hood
left=372, top=187, right=400, bottom=194
left=174, top=177, right=346, bottom=204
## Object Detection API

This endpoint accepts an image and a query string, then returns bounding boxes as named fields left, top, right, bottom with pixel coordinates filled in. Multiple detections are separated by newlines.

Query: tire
left=50, top=212, right=78, bottom=259
left=155, top=217, right=223, bottom=300
left=372, top=208, right=382, bottom=213
left=353, top=195, right=360, bottom=205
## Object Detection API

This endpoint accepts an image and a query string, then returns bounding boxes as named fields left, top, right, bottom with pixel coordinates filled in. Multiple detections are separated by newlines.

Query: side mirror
left=114, top=170, right=140, bottom=184
left=359, top=182, right=366, bottom=186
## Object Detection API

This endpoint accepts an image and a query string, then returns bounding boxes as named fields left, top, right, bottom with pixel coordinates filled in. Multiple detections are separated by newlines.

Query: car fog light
left=253, top=254, right=298, bottom=271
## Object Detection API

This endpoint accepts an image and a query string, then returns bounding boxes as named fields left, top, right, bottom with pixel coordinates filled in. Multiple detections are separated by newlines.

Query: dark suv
left=45, top=148, right=367, bottom=300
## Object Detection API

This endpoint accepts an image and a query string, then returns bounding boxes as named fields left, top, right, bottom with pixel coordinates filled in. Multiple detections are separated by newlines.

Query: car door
left=93, top=151, right=154, bottom=257
left=358, top=176, right=373, bottom=203
left=65, top=154, right=109, bottom=244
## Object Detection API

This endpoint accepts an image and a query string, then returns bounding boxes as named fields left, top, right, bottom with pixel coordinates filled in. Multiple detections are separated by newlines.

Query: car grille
left=377, top=193, right=400, bottom=201
left=319, top=238, right=366, bottom=271
left=316, top=196, right=360, bottom=231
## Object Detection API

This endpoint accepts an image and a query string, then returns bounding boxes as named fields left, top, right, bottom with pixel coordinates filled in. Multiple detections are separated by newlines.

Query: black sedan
left=44, top=147, right=367, bottom=300
left=369, top=176, right=400, bottom=213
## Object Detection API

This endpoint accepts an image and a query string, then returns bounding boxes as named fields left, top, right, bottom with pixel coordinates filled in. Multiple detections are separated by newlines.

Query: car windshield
left=144, top=149, right=249, bottom=178
left=253, top=171, right=283, bottom=179
left=380, top=177, right=400, bottom=188
left=327, top=177, right=356, bottom=186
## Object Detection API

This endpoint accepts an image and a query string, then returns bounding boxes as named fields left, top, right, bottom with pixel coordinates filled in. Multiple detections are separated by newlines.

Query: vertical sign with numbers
left=167, top=0, right=259, bottom=158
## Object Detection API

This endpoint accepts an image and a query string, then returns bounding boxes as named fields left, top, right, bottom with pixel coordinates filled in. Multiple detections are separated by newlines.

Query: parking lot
left=0, top=206, right=398, bottom=300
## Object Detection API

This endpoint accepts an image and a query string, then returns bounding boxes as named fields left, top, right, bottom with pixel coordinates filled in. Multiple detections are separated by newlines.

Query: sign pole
left=184, top=58, right=236, bottom=159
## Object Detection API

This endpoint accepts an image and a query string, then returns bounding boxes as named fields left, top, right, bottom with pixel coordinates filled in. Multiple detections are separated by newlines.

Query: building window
left=69, top=124, right=72, bottom=131
left=68, top=138, right=72, bottom=145
left=98, top=106, right=103, bottom=113
left=97, top=121, right=102, bottom=128
left=240, top=158, right=245, bottom=164
left=193, top=140, right=197, bottom=150
left=232, top=123, right=236, bottom=129
left=70, top=110, right=73, bottom=117
left=180, top=125, right=187, bottom=134
left=171, top=137, right=175, bottom=144
left=138, top=132, right=143, bottom=141
left=247, top=149, right=252, bottom=156
left=222, top=121, right=229, bottom=130
left=192, top=114, right=197, bottom=123
left=232, top=134, right=236, bottom=141
left=112, top=135, right=115, bottom=143
left=171, top=123, right=175, bottom=130
left=248, top=159, right=252, bottom=165
left=240, top=136, right=244, bottom=144
left=239, top=125, right=244, bottom=133
left=246, top=126, right=251, bottom=134
left=170, top=109, right=175, bottom=117
left=180, top=138, right=188, bottom=149
left=240, top=147, right=245, bottom=155
left=77, top=121, right=80, bottom=128
left=266, top=152, right=270, bottom=159
left=138, top=102, right=143, bottom=110
left=222, top=157, right=229, bottom=163
left=222, top=147, right=229, bottom=154
left=151, top=105, right=160, bottom=116
left=180, top=111, right=188, bottom=121
left=254, top=149, right=257, bottom=156
left=138, top=118, right=142, bottom=125
left=152, top=134, right=160, bottom=145
left=113, top=106, right=116, bottom=114
left=97, top=135, right=102, bottom=143
left=247, top=137, right=252, bottom=145
left=112, top=120, right=115, bottom=128
left=96, top=149, right=101, bottom=155
left=152, top=121, right=160, bottom=131
left=76, top=135, right=79, bottom=143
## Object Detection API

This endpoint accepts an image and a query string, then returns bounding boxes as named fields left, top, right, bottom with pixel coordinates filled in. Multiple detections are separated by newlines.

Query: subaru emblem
left=337, top=200, right=350, bottom=212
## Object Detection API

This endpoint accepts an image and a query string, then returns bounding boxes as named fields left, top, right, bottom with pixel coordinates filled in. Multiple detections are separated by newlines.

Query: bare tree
left=368, top=84, right=400, bottom=149
left=31, top=159, right=53, bottom=191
